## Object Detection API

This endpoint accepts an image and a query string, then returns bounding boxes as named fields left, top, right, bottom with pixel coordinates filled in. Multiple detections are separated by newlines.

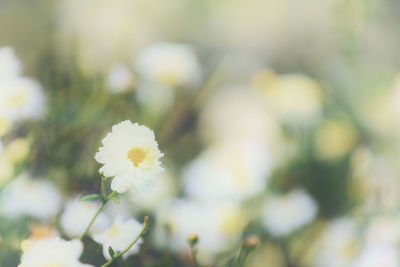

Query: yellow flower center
left=127, top=147, right=147, bottom=166
left=106, top=223, right=120, bottom=238
left=5, top=93, right=26, bottom=107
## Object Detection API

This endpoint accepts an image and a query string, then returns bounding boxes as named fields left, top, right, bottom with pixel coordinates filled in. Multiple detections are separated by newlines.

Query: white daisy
left=95, top=120, right=164, bottom=193
left=19, top=238, right=93, bottom=267
left=92, top=217, right=144, bottom=260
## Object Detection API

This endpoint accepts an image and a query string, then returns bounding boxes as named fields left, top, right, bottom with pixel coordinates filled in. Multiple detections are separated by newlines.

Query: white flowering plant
left=2, top=1, right=400, bottom=267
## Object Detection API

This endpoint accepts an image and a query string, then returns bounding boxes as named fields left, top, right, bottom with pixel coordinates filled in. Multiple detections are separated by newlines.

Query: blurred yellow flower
left=4, top=138, right=30, bottom=163
left=0, top=117, right=10, bottom=137
left=315, top=120, right=358, bottom=160
left=252, top=70, right=323, bottom=123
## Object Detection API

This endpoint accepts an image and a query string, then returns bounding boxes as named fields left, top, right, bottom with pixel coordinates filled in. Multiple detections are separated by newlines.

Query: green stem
left=190, top=246, right=199, bottom=267
left=101, top=216, right=149, bottom=267
left=78, top=200, right=105, bottom=240
left=78, top=177, right=117, bottom=241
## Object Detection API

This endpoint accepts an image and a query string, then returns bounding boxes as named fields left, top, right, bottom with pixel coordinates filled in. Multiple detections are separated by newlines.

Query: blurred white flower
left=0, top=46, right=22, bottom=78
left=0, top=173, right=62, bottom=220
left=92, top=217, right=143, bottom=260
left=135, top=43, right=201, bottom=88
left=352, top=244, right=399, bottom=267
left=158, top=200, right=247, bottom=259
left=95, top=120, right=164, bottom=193
left=0, top=77, right=46, bottom=123
left=19, top=238, right=92, bottom=267
left=129, top=171, right=177, bottom=211
left=107, top=64, right=134, bottom=93
left=183, top=141, right=271, bottom=202
left=60, top=198, right=110, bottom=237
left=314, top=218, right=360, bottom=267
left=364, top=215, right=400, bottom=246
left=252, top=71, right=322, bottom=123
left=200, top=87, right=279, bottom=144
left=262, top=189, right=317, bottom=236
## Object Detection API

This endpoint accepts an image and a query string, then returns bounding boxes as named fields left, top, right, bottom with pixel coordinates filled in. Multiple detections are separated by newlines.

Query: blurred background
left=1, top=0, right=400, bottom=266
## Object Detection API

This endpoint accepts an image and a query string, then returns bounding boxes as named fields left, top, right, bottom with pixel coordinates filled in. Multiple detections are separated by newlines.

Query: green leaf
left=108, top=246, right=115, bottom=259
left=111, top=194, right=120, bottom=205
left=80, top=194, right=103, bottom=202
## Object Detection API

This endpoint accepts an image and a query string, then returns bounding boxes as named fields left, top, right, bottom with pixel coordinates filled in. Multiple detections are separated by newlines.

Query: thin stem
left=101, top=176, right=106, bottom=198
left=78, top=177, right=117, bottom=241
left=190, top=246, right=199, bottom=267
left=101, top=216, right=149, bottom=267
left=78, top=201, right=105, bottom=240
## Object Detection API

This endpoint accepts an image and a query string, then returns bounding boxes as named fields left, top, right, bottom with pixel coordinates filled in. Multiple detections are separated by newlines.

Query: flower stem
left=78, top=200, right=105, bottom=240
left=101, top=216, right=149, bottom=267
left=79, top=178, right=117, bottom=241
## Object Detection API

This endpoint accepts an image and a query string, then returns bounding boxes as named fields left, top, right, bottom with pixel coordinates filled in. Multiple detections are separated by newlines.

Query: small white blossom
left=0, top=77, right=46, bottom=123
left=19, top=238, right=93, bottom=267
left=353, top=244, right=400, bottom=267
left=314, top=218, right=360, bottom=267
left=60, top=198, right=110, bottom=237
left=135, top=43, right=201, bottom=88
left=183, top=141, right=271, bottom=202
left=95, top=120, right=164, bottom=193
left=92, top=217, right=144, bottom=260
left=262, top=189, right=317, bottom=236
left=157, top=200, right=247, bottom=258
left=0, top=173, right=62, bottom=220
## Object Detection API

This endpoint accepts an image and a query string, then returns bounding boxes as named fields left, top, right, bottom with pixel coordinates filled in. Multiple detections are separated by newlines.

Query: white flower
left=60, top=198, right=110, bottom=237
left=157, top=200, right=247, bottom=258
left=0, top=46, right=22, bottom=78
left=135, top=43, right=201, bottom=88
left=183, top=141, right=271, bottom=202
left=262, top=189, right=317, bottom=236
left=364, top=215, right=400, bottom=246
left=0, top=77, right=46, bottom=123
left=107, top=64, right=134, bottom=93
left=95, top=120, right=164, bottom=193
left=252, top=71, right=322, bottom=123
left=19, top=238, right=93, bottom=267
left=92, top=217, right=144, bottom=260
left=314, top=218, right=360, bottom=267
left=199, top=87, right=279, bottom=144
left=0, top=173, right=62, bottom=220
left=353, top=244, right=400, bottom=267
